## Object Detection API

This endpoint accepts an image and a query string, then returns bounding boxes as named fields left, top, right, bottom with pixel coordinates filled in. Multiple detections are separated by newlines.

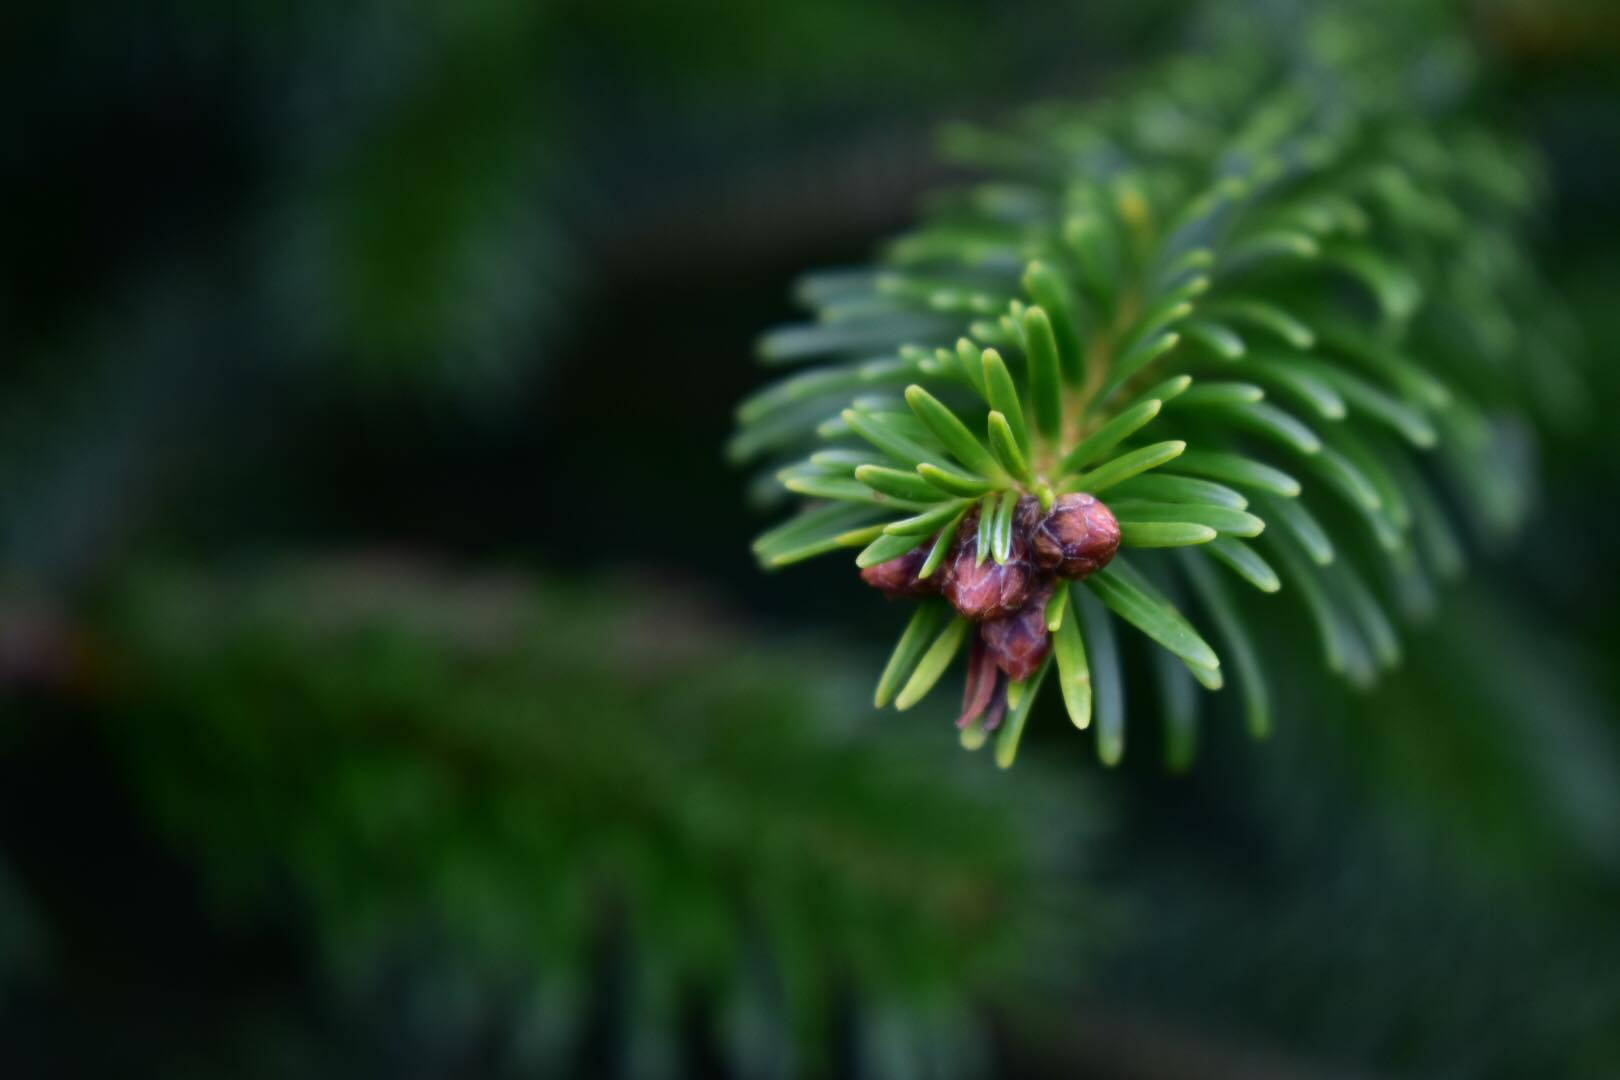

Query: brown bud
left=1031, top=493, right=1120, bottom=580
left=958, top=635, right=1000, bottom=729
left=980, top=581, right=1054, bottom=681
left=1013, top=494, right=1045, bottom=533
left=981, top=689, right=1010, bottom=734
left=860, top=543, right=938, bottom=599
left=943, top=506, right=1035, bottom=621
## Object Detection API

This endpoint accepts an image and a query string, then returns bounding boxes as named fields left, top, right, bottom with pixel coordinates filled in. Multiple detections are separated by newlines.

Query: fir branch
left=734, top=12, right=1574, bottom=766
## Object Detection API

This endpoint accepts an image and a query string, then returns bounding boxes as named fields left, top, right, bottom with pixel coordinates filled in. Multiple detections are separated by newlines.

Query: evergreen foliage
left=734, top=7, right=1580, bottom=765
left=89, top=562, right=1081, bottom=1076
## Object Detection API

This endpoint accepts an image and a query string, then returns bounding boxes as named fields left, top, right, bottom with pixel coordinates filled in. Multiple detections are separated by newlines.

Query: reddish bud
left=980, top=582, right=1054, bottom=681
left=1012, top=494, right=1045, bottom=533
left=958, top=635, right=1000, bottom=729
left=943, top=506, right=1036, bottom=621
left=982, top=689, right=1010, bottom=733
left=1031, top=493, right=1120, bottom=580
left=860, top=543, right=938, bottom=599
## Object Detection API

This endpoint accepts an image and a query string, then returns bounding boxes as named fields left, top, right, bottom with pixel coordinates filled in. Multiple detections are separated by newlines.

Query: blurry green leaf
left=1022, top=262, right=1084, bottom=384
left=884, top=499, right=971, bottom=538
left=1068, top=441, right=1186, bottom=494
left=1321, top=245, right=1422, bottom=321
left=987, top=411, right=1036, bottom=486
left=1085, top=561, right=1220, bottom=672
left=1113, top=473, right=1249, bottom=509
left=1244, top=358, right=1347, bottom=420
left=1181, top=318, right=1246, bottom=360
left=1060, top=398, right=1164, bottom=474
left=974, top=492, right=999, bottom=565
left=1226, top=228, right=1321, bottom=267
left=904, top=385, right=1003, bottom=478
left=1214, top=401, right=1323, bottom=456
left=918, top=508, right=968, bottom=580
left=1074, top=587, right=1124, bottom=765
left=1121, top=373, right=1195, bottom=412
left=1154, top=647, right=1200, bottom=772
left=894, top=616, right=972, bottom=710
left=1175, top=450, right=1302, bottom=497
left=1101, top=331, right=1181, bottom=399
left=1052, top=595, right=1092, bottom=730
left=754, top=503, right=887, bottom=568
left=875, top=600, right=952, bottom=708
left=758, top=315, right=956, bottom=364
left=858, top=531, right=928, bottom=569
left=981, top=348, right=1032, bottom=458
left=856, top=464, right=949, bottom=503
left=842, top=409, right=954, bottom=470
left=1330, top=559, right=1403, bottom=671
left=1299, top=360, right=1438, bottom=447
left=1266, top=530, right=1368, bottom=681
left=1171, top=381, right=1267, bottom=409
left=992, top=490, right=1019, bottom=564
left=1063, top=212, right=1121, bottom=306
left=1385, top=453, right=1465, bottom=580
left=1255, top=493, right=1336, bottom=565
left=1112, top=500, right=1264, bottom=537
left=1155, top=247, right=1214, bottom=290
left=1022, top=306, right=1065, bottom=440
left=917, top=462, right=997, bottom=498
left=737, top=359, right=912, bottom=425
left=953, top=338, right=990, bottom=399
left=1207, top=298, right=1316, bottom=349
left=1317, top=323, right=1454, bottom=410
left=1119, top=521, right=1219, bottom=547
left=1045, top=584, right=1069, bottom=632
left=1180, top=550, right=1272, bottom=735
left=1203, top=537, right=1282, bottom=593
left=810, top=447, right=876, bottom=474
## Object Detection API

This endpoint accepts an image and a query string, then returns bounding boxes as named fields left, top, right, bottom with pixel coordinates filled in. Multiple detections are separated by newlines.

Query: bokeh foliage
left=7, top=563, right=1083, bottom=1076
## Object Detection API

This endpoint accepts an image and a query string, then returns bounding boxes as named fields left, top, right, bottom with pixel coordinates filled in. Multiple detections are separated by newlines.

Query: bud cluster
left=861, top=493, right=1120, bottom=730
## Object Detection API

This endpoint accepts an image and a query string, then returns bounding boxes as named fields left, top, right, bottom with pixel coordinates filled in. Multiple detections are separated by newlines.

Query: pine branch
left=733, top=10, right=1576, bottom=767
